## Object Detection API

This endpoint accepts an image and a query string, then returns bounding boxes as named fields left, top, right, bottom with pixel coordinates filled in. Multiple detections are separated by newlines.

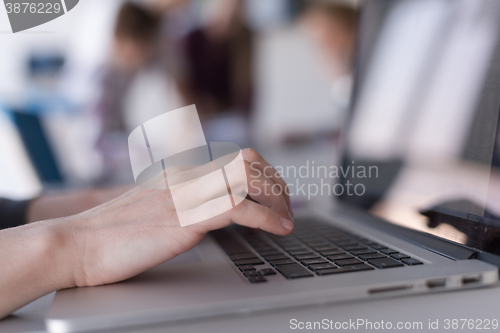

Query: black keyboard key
left=248, top=275, right=267, bottom=283
left=287, top=249, right=310, bottom=255
left=342, top=244, right=368, bottom=250
left=316, top=264, right=374, bottom=275
left=258, top=249, right=282, bottom=256
left=271, top=236, right=295, bottom=241
left=230, top=253, right=258, bottom=261
left=311, top=246, right=336, bottom=251
left=379, top=248, right=398, bottom=255
left=308, top=263, right=337, bottom=271
left=369, top=257, right=404, bottom=269
left=294, top=254, right=320, bottom=260
left=327, top=254, right=353, bottom=261
left=319, top=249, right=345, bottom=256
left=247, top=241, right=265, bottom=246
left=253, top=246, right=274, bottom=252
left=276, top=264, right=314, bottom=279
left=349, top=248, right=377, bottom=256
left=234, top=259, right=265, bottom=266
left=335, top=258, right=363, bottom=266
left=258, top=268, right=276, bottom=276
left=367, top=242, right=386, bottom=249
left=283, top=246, right=304, bottom=251
left=402, top=258, right=423, bottom=266
left=358, top=253, right=386, bottom=261
left=264, top=254, right=290, bottom=261
left=329, top=236, right=349, bottom=241
left=244, top=270, right=260, bottom=277
left=327, top=236, right=351, bottom=242
left=238, top=265, right=255, bottom=271
left=301, top=258, right=328, bottom=265
left=270, top=259, right=296, bottom=266
left=322, top=232, right=342, bottom=237
left=391, top=253, right=410, bottom=260
left=306, top=242, right=330, bottom=248
left=299, top=236, right=323, bottom=240
left=317, top=246, right=340, bottom=252
left=334, top=239, right=358, bottom=245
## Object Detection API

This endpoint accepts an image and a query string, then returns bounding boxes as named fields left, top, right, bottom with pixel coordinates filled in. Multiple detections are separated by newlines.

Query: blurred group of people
left=94, top=0, right=251, bottom=181
left=23, top=0, right=358, bottom=184
left=90, top=0, right=359, bottom=183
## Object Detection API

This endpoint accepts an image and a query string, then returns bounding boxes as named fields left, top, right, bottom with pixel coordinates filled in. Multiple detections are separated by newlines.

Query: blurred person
left=94, top=1, right=161, bottom=182
left=95, top=1, right=184, bottom=183
left=111, top=2, right=162, bottom=73
left=179, top=0, right=254, bottom=121
left=0, top=149, right=293, bottom=318
left=301, top=0, right=359, bottom=113
left=252, top=0, right=359, bottom=147
left=302, top=0, right=359, bottom=80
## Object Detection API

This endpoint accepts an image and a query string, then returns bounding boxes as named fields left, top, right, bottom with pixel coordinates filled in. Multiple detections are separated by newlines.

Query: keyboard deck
left=211, top=218, right=422, bottom=283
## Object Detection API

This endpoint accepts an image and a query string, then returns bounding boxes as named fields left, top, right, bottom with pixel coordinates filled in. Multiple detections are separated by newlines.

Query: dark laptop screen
left=340, top=0, right=500, bottom=255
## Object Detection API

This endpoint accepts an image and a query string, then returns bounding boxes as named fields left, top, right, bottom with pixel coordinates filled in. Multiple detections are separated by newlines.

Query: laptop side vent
left=368, top=285, right=413, bottom=294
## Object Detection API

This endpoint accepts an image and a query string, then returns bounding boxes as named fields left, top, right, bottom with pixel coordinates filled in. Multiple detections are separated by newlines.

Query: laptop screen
left=340, top=0, right=500, bottom=255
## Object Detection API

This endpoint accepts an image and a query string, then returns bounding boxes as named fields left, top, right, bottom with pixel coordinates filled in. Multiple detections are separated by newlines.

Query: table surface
left=2, top=140, right=500, bottom=333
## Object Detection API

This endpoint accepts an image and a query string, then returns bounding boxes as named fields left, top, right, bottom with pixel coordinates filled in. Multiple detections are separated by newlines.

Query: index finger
left=241, top=148, right=292, bottom=215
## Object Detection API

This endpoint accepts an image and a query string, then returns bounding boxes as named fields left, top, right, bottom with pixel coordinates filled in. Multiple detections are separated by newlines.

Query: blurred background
left=2, top=0, right=500, bottom=251
left=0, top=0, right=360, bottom=198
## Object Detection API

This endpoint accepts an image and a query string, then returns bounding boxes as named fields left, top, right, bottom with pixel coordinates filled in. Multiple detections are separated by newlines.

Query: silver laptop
left=47, top=0, right=500, bottom=332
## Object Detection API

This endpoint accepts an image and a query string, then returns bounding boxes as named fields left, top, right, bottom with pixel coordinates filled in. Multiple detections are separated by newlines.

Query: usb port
left=426, top=279, right=447, bottom=289
left=462, top=275, right=481, bottom=285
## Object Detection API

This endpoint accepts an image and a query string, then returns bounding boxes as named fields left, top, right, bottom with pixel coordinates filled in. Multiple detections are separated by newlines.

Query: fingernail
left=280, top=218, right=294, bottom=231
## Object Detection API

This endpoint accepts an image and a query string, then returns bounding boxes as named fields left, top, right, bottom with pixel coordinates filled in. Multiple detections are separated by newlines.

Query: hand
left=52, top=149, right=293, bottom=287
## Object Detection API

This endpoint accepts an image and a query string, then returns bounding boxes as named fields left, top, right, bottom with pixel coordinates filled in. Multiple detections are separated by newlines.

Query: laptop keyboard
left=211, top=218, right=422, bottom=283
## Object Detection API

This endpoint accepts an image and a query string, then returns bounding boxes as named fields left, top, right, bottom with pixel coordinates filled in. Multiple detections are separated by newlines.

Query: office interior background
left=0, top=0, right=358, bottom=197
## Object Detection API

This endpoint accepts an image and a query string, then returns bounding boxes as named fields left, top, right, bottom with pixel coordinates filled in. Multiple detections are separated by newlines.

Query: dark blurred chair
left=11, top=110, right=63, bottom=184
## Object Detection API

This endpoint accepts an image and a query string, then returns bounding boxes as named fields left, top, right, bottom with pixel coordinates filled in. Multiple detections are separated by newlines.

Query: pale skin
left=26, top=185, right=132, bottom=223
left=0, top=149, right=293, bottom=319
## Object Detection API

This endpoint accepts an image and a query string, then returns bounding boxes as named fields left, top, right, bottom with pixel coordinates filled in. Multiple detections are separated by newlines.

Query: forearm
left=27, top=185, right=132, bottom=223
left=0, top=220, right=75, bottom=319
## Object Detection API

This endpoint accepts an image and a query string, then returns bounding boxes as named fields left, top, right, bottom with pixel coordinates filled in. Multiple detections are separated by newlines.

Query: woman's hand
left=51, top=148, right=292, bottom=287
left=0, top=149, right=292, bottom=318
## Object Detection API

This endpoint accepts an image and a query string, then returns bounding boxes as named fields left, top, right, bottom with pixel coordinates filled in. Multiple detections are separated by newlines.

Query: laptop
left=46, top=0, right=500, bottom=332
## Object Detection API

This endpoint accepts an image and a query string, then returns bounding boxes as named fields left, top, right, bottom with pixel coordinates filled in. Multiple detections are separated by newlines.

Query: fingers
left=220, top=153, right=291, bottom=221
left=198, top=198, right=293, bottom=236
left=122, top=147, right=293, bottom=230
left=166, top=150, right=292, bottom=224
left=243, top=161, right=292, bottom=221
left=241, top=148, right=292, bottom=215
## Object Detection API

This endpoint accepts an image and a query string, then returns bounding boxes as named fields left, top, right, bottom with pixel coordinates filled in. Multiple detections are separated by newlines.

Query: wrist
left=41, top=218, right=79, bottom=290
left=0, top=219, right=79, bottom=317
